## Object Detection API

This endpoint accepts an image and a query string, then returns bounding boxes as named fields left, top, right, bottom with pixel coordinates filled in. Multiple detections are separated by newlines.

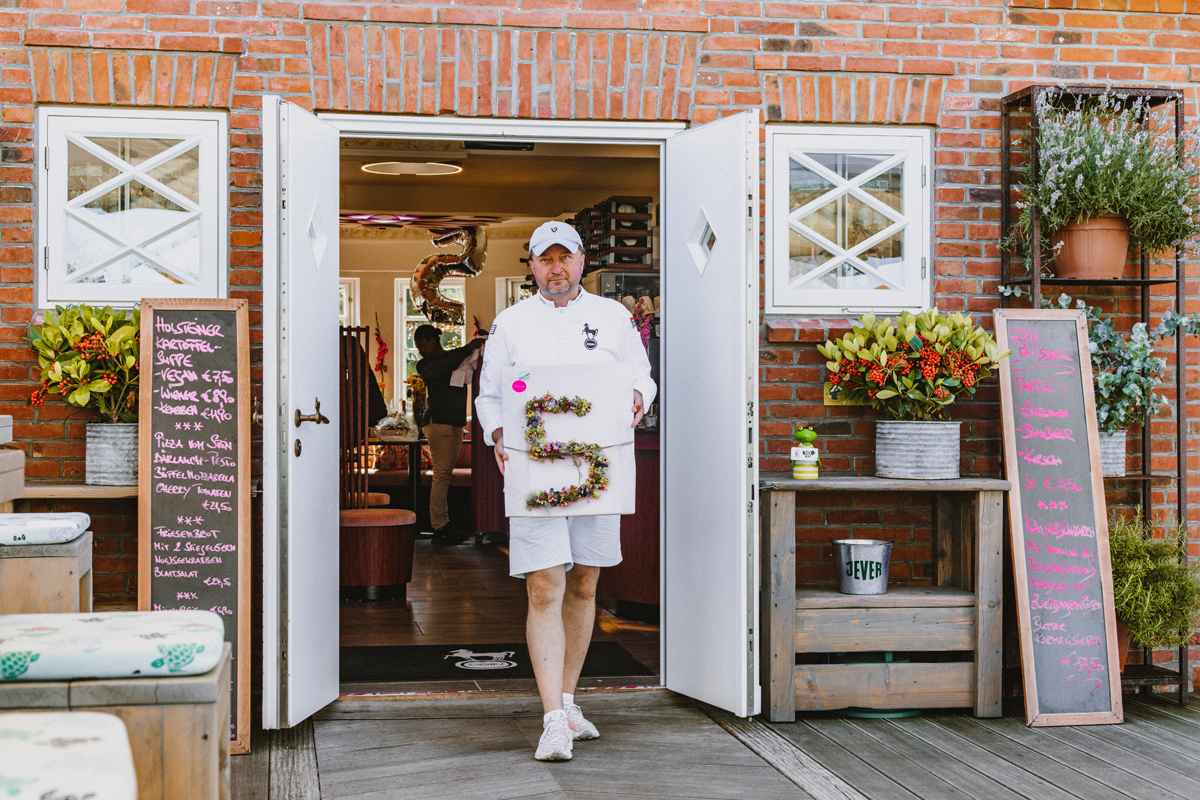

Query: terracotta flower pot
left=1116, top=617, right=1132, bottom=672
left=1050, top=214, right=1130, bottom=279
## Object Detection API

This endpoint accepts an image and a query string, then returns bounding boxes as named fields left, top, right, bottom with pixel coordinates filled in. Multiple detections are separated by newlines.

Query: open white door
left=662, top=111, right=760, bottom=716
left=261, top=96, right=341, bottom=728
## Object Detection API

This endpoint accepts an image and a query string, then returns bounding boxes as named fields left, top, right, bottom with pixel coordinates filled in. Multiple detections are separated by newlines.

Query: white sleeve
left=622, top=310, right=657, bottom=407
left=474, top=323, right=509, bottom=446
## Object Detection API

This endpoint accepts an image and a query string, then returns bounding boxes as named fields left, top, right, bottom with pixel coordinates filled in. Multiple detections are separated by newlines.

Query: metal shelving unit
left=1000, top=84, right=1190, bottom=704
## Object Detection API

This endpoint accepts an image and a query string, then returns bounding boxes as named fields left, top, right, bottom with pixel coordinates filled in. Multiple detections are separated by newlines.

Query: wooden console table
left=760, top=476, right=1009, bottom=722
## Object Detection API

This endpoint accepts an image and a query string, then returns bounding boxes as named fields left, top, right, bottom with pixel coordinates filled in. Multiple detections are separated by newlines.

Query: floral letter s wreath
left=523, top=393, right=610, bottom=509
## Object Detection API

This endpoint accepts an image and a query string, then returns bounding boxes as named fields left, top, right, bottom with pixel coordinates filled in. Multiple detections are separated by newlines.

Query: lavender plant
left=1012, top=88, right=1200, bottom=270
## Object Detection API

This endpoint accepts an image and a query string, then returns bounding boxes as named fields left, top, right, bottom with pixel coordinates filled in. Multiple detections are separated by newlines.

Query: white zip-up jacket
left=475, top=288, right=657, bottom=446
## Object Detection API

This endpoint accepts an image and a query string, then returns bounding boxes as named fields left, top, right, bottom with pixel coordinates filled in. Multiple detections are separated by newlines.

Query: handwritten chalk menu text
left=139, top=299, right=251, bottom=754
left=994, top=309, right=1122, bottom=726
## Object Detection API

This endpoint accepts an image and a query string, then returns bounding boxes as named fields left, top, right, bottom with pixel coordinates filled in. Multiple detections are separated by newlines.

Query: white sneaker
left=564, top=702, right=599, bottom=741
left=534, top=711, right=573, bottom=761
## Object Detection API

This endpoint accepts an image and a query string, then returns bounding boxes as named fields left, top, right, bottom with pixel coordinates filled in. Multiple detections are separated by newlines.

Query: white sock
left=562, top=693, right=575, bottom=708
left=543, top=709, right=566, bottom=725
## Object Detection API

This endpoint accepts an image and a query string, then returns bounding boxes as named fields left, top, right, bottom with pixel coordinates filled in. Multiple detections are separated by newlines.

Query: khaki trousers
left=423, top=423, right=464, bottom=531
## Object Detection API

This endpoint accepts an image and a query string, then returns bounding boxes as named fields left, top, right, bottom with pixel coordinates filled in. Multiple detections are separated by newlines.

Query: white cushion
left=0, top=513, right=91, bottom=546
left=0, top=610, right=224, bottom=682
left=0, top=711, right=137, bottom=800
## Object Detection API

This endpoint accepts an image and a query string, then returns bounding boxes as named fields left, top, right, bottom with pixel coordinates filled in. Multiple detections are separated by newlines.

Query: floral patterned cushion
left=0, top=711, right=137, bottom=799
left=0, top=610, right=224, bottom=682
left=0, top=513, right=90, bottom=546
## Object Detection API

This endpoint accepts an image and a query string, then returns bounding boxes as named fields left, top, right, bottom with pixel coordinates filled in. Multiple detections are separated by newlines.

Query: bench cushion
left=0, top=711, right=137, bottom=800
left=0, top=610, right=225, bottom=682
left=0, top=513, right=90, bottom=546
left=340, top=508, right=417, bottom=528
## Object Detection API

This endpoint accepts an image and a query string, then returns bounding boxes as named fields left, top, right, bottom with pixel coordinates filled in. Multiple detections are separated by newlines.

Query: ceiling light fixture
left=360, top=161, right=462, bottom=176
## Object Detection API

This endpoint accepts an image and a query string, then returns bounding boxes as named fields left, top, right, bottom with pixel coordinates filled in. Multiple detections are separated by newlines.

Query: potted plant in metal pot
left=1012, top=88, right=1200, bottom=280
left=1108, top=514, right=1200, bottom=672
left=29, top=305, right=141, bottom=485
left=818, top=308, right=1007, bottom=479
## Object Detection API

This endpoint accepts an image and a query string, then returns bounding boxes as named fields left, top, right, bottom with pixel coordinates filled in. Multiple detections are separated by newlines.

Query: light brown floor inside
left=339, top=536, right=661, bottom=695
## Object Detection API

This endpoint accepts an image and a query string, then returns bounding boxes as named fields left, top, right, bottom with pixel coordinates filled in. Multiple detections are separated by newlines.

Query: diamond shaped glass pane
left=65, top=216, right=122, bottom=275
left=82, top=180, right=187, bottom=243
left=834, top=261, right=870, bottom=289
left=703, top=223, right=717, bottom=253
left=86, top=136, right=183, bottom=166
left=789, top=228, right=834, bottom=282
left=75, top=253, right=180, bottom=285
left=144, top=220, right=200, bottom=280
left=147, top=146, right=200, bottom=202
left=806, top=152, right=888, bottom=181
left=789, top=158, right=834, bottom=211
left=67, top=141, right=123, bottom=201
left=801, top=194, right=892, bottom=250
left=861, top=163, right=903, bottom=213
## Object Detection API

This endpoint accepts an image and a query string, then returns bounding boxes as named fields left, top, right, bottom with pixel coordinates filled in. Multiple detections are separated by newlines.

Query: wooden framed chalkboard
left=994, top=309, right=1123, bottom=726
left=138, top=298, right=251, bottom=754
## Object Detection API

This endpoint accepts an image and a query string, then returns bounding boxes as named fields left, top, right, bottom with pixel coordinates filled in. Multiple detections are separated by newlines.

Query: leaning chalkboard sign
left=138, top=298, right=251, bottom=754
left=994, top=309, right=1122, bottom=726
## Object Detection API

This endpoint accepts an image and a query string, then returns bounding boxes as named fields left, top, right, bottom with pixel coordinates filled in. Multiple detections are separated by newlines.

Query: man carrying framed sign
left=474, top=221, right=656, bottom=762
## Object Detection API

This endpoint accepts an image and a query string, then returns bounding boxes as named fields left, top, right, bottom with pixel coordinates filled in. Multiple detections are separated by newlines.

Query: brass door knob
left=294, top=398, right=330, bottom=427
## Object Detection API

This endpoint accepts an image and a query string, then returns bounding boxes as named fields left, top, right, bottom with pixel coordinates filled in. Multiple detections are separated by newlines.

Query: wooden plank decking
left=233, top=694, right=1199, bottom=799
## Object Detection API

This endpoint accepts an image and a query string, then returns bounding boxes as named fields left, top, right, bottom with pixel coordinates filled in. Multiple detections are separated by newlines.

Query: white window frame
left=495, top=275, right=534, bottom=312
left=36, top=106, right=229, bottom=308
left=765, top=125, right=932, bottom=315
left=338, top=277, right=360, bottom=326
left=394, top=276, right=465, bottom=402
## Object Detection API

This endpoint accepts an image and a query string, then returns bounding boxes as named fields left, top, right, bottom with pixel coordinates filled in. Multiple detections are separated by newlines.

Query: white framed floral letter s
left=765, top=126, right=931, bottom=315
left=37, top=108, right=228, bottom=307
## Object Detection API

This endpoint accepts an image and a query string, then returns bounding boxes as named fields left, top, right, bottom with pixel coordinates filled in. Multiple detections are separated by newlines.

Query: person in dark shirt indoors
left=414, top=324, right=485, bottom=545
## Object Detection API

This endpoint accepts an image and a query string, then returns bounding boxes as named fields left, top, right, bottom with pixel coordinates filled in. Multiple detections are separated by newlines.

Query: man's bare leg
left=526, top=565, right=567, bottom=714
left=561, top=564, right=600, bottom=695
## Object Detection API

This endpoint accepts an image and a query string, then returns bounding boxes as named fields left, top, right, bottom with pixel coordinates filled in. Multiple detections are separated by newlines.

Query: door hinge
left=921, top=165, right=927, bottom=186
left=43, top=245, right=48, bottom=271
left=44, top=146, right=48, bottom=171
left=921, top=256, right=927, bottom=279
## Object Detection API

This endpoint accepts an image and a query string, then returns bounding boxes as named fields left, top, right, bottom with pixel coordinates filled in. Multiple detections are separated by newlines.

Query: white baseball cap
left=529, top=221, right=583, bottom=255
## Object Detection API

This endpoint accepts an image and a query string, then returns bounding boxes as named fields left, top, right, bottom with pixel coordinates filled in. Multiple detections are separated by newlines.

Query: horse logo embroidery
left=444, top=648, right=518, bottom=671
left=582, top=323, right=598, bottom=351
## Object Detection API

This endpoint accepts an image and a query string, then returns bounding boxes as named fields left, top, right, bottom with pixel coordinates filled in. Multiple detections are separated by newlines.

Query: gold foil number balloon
left=410, top=226, right=487, bottom=325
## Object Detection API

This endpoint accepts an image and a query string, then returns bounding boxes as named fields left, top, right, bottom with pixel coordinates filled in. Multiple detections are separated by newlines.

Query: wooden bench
left=760, top=476, right=1009, bottom=722
left=1, top=644, right=231, bottom=800
left=0, top=531, right=93, bottom=614
left=0, top=711, right=138, bottom=799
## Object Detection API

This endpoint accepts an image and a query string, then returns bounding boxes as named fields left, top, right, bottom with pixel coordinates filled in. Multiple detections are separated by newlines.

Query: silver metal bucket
left=85, top=422, right=138, bottom=486
left=1098, top=429, right=1126, bottom=477
left=875, top=419, right=960, bottom=480
left=833, top=538, right=892, bottom=595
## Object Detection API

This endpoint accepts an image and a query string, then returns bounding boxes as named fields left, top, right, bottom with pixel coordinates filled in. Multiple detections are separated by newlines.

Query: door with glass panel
left=768, top=128, right=930, bottom=313
left=40, top=109, right=228, bottom=306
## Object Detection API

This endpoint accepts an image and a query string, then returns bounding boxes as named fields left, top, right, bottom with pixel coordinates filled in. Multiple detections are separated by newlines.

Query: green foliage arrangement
left=1049, top=294, right=1200, bottom=433
left=29, top=305, right=141, bottom=424
left=817, top=308, right=1007, bottom=422
left=1109, top=515, right=1200, bottom=649
left=1012, top=89, right=1200, bottom=269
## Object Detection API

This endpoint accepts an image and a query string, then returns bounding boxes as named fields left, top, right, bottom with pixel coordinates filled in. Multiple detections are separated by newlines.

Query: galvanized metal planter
left=833, top=538, right=892, bottom=595
left=85, top=422, right=138, bottom=486
left=875, top=419, right=961, bottom=480
left=1098, top=429, right=1127, bottom=478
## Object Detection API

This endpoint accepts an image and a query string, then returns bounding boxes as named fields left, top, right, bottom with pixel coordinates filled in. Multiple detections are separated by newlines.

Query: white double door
left=260, top=97, right=761, bottom=728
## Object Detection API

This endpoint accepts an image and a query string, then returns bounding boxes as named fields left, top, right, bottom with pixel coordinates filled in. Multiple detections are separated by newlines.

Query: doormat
left=340, top=641, right=654, bottom=683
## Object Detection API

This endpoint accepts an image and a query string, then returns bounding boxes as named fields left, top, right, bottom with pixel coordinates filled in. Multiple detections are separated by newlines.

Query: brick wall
left=0, top=1, right=1196, bottom=685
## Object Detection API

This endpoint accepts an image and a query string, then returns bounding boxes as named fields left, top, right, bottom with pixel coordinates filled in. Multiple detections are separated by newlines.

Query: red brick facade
left=0, top=1, right=1196, bottom=682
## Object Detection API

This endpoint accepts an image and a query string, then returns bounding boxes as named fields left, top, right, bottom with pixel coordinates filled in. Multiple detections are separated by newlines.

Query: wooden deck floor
left=232, top=694, right=1198, bottom=799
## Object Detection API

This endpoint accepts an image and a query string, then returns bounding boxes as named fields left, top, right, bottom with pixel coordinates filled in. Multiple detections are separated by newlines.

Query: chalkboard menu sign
left=138, top=298, right=251, bottom=754
left=994, top=309, right=1123, bottom=726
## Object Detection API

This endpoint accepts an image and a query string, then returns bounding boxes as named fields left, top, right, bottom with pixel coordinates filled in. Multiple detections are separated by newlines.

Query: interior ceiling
left=339, top=139, right=659, bottom=227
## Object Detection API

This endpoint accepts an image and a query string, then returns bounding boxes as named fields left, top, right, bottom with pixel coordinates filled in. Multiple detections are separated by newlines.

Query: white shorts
left=507, top=515, right=622, bottom=578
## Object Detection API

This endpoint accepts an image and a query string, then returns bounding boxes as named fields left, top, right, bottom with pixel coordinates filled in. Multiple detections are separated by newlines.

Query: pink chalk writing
left=1018, top=446, right=1063, bottom=466
left=1019, top=400, right=1069, bottom=418
left=1019, top=423, right=1076, bottom=442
